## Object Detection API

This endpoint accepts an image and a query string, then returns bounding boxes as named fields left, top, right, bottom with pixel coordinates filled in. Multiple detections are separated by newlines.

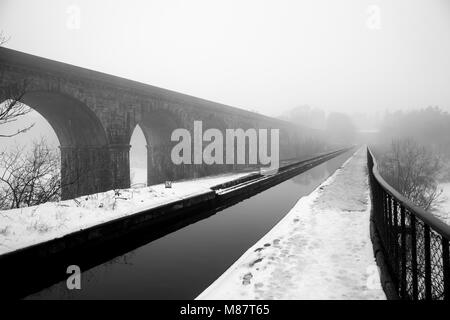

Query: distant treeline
left=378, top=106, right=450, bottom=159
left=280, top=105, right=357, bottom=148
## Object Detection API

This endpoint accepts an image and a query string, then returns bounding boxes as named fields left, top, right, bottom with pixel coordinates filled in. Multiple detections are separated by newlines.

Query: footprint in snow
left=249, top=258, right=263, bottom=268
left=242, top=272, right=253, bottom=285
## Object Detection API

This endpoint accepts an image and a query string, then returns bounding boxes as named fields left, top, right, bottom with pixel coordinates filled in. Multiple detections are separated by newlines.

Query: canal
left=28, top=149, right=354, bottom=299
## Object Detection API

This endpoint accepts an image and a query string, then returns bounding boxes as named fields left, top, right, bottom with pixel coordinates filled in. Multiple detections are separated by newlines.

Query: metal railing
left=367, top=147, right=450, bottom=300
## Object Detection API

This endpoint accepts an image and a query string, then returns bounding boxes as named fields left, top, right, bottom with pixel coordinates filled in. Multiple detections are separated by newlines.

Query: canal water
left=28, top=150, right=354, bottom=299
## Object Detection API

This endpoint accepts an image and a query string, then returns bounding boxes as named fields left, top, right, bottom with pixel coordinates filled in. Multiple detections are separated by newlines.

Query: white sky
left=1, top=0, right=450, bottom=117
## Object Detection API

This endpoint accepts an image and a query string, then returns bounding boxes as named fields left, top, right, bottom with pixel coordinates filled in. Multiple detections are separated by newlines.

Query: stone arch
left=21, top=91, right=108, bottom=147
left=137, top=108, right=186, bottom=185
left=19, top=91, right=110, bottom=199
left=129, top=124, right=148, bottom=187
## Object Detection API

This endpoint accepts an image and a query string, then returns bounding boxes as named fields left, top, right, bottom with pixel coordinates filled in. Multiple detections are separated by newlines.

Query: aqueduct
left=0, top=47, right=320, bottom=199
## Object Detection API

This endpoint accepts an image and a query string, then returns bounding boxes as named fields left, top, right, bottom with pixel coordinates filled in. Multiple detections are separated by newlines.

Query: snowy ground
left=197, top=148, right=386, bottom=300
left=0, top=172, right=252, bottom=255
left=130, top=167, right=147, bottom=186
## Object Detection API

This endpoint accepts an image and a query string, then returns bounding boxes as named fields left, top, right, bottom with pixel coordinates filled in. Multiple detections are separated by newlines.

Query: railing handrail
left=367, top=146, right=450, bottom=240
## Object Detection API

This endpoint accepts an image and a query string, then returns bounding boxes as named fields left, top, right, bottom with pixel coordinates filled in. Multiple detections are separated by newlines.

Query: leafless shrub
left=377, top=107, right=450, bottom=179
left=379, top=139, right=442, bottom=211
left=0, top=31, right=34, bottom=138
left=0, top=30, right=10, bottom=46
left=0, top=81, right=35, bottom=138
left=0, top=138, right=61, bottom=209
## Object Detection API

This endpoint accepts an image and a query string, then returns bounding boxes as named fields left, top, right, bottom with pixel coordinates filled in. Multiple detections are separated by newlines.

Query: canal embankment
left=0, top=148, right=350, bottom=299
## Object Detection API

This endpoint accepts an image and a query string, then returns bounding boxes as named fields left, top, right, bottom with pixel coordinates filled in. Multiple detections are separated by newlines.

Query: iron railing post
left=400, top=205, right=406, bottom=298
left=392, top=199, right=399, bottom=284
left=410, top=214, right=418, bottom=300
left=424, top=225, right=432, bottom=300
left=387, top=194, right=393, bottom=259
left=383, top=191, right=388, bottom=247
left=442, top=238, right=450, bottom=301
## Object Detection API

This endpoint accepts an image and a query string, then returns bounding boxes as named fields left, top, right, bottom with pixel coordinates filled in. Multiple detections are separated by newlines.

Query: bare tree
left=379, top=139, right=442, bottom=211
left=0, top=138, right=61, bottom=209
left=0, top=30, right=10, bottom=46
left=0, top=31, right=34, bottom=138
left=0, top=81, right=34, bottom=137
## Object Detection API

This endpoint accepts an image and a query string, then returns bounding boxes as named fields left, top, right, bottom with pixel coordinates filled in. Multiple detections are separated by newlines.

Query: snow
left=197, top=147, right=386, bottom=300
left=0, top=172, right=253, bottom=255
left=130, top=167, right=147, bottom=186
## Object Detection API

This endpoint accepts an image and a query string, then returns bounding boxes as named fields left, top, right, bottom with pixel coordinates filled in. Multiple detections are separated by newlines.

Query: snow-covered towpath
left=197, top=147, right=386, bottom=300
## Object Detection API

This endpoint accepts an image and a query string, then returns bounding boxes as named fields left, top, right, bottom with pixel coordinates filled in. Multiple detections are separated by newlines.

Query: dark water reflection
left=28, top=150, right=354, bottom=300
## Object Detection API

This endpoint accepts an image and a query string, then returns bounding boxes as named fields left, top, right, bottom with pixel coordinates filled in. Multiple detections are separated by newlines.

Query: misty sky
left=1, top=0, right=450, bottom=117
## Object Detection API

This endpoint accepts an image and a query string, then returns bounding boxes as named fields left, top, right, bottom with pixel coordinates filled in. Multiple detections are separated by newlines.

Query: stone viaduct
left=0, top=47, right=322, bottom=199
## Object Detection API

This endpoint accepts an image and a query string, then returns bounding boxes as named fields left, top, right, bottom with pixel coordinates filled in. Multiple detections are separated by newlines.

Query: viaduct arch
left=1, top=47, right=316, bottom=199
